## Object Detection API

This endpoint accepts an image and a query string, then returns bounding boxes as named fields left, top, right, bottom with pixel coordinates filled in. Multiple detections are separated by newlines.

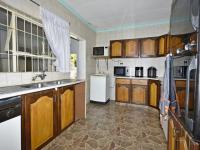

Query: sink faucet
left=32, top=71, right=47, bottom=81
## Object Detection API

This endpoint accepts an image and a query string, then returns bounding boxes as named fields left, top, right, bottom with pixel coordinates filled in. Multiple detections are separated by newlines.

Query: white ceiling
left=59, top=0, right=172, bottom=32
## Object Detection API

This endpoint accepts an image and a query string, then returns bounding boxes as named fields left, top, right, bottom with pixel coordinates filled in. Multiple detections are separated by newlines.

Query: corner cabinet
left=148, top=80, right=161, bottom=108
left=110, top=40, right=123, bottom=58
left=58, top=86, right=74, bottom=132
left=115, top=79, right=131, bottom=103
left=22, top=89, right=57, bottom=150
left=158, top=35, right=169, bottom=56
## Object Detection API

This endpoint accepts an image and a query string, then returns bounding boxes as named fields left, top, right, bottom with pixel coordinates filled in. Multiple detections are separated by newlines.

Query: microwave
left=93, top=47, right=109, bottom=56
left=114, top=66, right=126, bottom=76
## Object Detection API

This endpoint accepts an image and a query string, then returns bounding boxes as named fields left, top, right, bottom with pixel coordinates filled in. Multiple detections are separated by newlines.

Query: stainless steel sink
left=20, top=83, right=46, bottom=89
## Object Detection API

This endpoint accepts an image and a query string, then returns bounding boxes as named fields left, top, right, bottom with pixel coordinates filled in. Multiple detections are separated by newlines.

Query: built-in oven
left=114, top=66, right=126, bottom=76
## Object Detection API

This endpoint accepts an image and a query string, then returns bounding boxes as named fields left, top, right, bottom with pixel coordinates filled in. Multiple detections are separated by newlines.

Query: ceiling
left=58, top=0, right=172, bottom=32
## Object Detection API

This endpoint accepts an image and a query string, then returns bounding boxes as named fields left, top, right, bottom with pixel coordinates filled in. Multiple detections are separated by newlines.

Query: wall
left=0, top=0, right=96, bottom=102
left=96, top=24, right=170, bottom=100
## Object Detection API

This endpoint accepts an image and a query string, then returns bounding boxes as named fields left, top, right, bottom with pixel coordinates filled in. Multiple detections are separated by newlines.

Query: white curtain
left=40, top=7, right=70, bottom=72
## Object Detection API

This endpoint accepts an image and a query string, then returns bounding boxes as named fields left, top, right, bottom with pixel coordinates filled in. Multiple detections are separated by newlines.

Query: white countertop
left=115, top=76, right=163, bottom=81
left=0, top=80, right=85, bottom=99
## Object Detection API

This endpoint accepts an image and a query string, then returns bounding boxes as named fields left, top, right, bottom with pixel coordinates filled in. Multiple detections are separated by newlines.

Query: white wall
left=0, top=0, right=96, bottom=101
left=96, top=24, right=170, bottom=100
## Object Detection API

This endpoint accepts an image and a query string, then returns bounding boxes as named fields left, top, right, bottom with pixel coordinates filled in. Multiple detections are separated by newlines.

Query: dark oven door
left=185, top=56, right=197, bottom=133
left=114, top=66, right=126, bottom=76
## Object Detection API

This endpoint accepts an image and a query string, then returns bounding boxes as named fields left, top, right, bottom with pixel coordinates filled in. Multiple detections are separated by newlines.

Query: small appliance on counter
left=135, top=67, right=143, bottom=77
left=147, top=67, right=157, bottom=78
left=114, top=66, right=126, bottom=76
left=126, top=67, right=134, bottom=77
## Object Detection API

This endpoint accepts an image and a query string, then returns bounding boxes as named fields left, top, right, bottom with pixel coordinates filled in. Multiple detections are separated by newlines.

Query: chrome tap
left=32, top=71, right=47, bottom=81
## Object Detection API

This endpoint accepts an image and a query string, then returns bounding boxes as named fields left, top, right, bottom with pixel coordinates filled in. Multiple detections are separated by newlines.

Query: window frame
left=0, top=5, right=56, bottom=73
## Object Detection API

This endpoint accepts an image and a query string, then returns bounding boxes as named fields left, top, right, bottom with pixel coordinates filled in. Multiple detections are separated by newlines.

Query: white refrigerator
left=90, top=74, right=110, bottom=103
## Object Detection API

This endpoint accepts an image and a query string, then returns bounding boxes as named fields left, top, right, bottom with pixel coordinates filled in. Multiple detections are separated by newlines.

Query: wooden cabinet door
left=131, top=85, right=147, bottom=105
left=148, top=80, right=160, bottom=108
left=59, top=86, right=74, bottom=131
left=116, top=84, right=130, bottom=103
left=74, top=82, right=85, bottom=121
left=158, top=35, right=169, bottom=56
left=169, top=35, right=184, bottom=54
left=110, top=40, right=123, bottom=58
left=168, top=118, right=178, bottom=150
left=124, top=39, right=139, bottom=57
left=175, top=80, right=194, bottom=109
left=22, top=90, right=56, bottom=150
left=140, top=38, right=158, bottom=57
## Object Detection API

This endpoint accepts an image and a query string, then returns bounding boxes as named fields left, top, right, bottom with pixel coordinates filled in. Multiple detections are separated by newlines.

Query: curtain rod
left=30, top=0, right=40, bottom=6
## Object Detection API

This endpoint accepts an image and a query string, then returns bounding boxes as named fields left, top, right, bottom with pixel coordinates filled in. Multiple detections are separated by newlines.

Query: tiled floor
left=42, top=101, right=167, bottom=150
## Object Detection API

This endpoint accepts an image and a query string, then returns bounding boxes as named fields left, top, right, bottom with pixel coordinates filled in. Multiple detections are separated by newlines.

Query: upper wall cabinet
left=124, top=39, right=139, bottom=58
left=158, top=35, right=169, bottom=56
left=169, top=35, right=185, bottom=54
left=110, top=40, right=123, bottom=58
left=140, top=38, right=158, bottom=57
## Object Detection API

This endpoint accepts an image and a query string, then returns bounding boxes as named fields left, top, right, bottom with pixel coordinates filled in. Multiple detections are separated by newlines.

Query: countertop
left=0, top=79, right=85, bottom=99
left=115, top=76, right=163, bottom=81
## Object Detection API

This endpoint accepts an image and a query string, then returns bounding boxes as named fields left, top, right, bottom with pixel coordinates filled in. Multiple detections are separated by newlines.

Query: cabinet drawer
left=131, top=79, right=148, bottom=85
left=116, top=79, right=131, bottom=84
left=175, top=80, right=186, bottom=87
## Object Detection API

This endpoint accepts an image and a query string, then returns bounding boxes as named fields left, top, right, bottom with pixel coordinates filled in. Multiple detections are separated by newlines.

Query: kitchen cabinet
left=22, top=89, right=57, bottom=150
left=169, top=35, right=185, bottom=54
left=148, top=80, right=160, bottom=108
left=22, top=82, right=85, bottom=150
left=58, top=86, right=74, bottom=132
left=74, top=82, right=85, bottom=121
left=116, top=79, right=131, bottom=103
left=110, top=40, right=123, bottom=58
left=124, top=39, right=139, bottom=58
left=140, top=38, right=158, bottom=57
left=168, top=112, right=199, bottom=150
left=175, top=80, right=194, bottom=109
left=131, top=80, right=148, bottom=105
left=158, top=35, right=169, bottom=56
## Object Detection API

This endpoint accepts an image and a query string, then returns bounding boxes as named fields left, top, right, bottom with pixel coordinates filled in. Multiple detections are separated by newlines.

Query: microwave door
left=185, top=56, right=197, bottom=132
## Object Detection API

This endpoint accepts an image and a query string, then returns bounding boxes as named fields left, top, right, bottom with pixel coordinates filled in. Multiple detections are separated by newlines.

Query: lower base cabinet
left=115, top=78, right=160, bottom=107
left=168, top=112, right=199, bottom=150
left=22, top=82, right=85, bottom=150
left=22, top=89, right=57, bottom=150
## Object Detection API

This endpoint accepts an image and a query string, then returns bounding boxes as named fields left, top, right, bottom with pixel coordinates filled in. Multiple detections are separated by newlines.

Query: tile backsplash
left=0, top=72, right=70, bottom=87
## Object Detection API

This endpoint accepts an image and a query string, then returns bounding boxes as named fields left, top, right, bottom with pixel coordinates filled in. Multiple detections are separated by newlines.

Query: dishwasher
left=0, top=96, right=21, bottom=150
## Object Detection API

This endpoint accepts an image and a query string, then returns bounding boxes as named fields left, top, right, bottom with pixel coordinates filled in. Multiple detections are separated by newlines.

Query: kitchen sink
left=20, top=83, right=47, bottom=89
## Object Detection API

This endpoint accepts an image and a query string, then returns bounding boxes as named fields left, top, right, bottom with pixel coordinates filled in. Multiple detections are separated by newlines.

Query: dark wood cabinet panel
left=140, top=38, right=158, bottom=57
left=148, top=80, right=160, bottom=108
left=75, top=82, right=85, bottom=121
left=22, top=89, right=57, bottom=150
left=110, top=40, right=123, bottom=58
left=175, top=80, right=194, bottom=109
left=169, top=35, right=185, bottom=55
left=131, top=85, right=147, bottom=105
left=124, top=39, right=139, bottom=58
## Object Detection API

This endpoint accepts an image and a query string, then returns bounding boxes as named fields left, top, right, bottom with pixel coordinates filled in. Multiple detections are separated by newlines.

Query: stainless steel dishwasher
left=0, top=96, right=21, bottom=150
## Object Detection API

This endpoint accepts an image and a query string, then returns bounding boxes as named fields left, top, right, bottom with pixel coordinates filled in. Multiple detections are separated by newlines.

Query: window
left=0, top=5, right=56, bottom=72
